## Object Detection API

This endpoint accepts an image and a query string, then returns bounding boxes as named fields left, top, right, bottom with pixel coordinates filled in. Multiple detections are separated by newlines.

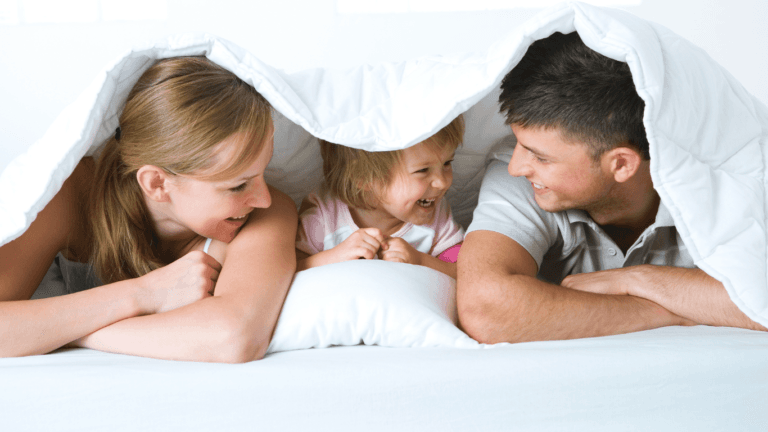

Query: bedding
left=3, top=327, right=767, bottom=431
left=1, top=1, right=768, bottom=430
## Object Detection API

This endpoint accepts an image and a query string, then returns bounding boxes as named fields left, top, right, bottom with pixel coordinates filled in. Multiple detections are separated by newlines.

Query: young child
left=296, top=115, right=465, bottom=278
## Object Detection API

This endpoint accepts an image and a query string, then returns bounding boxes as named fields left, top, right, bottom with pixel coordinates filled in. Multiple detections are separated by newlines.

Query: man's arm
left=457, top=230, right=689, bottom=344
left=561, top=265, right=766, bottom=331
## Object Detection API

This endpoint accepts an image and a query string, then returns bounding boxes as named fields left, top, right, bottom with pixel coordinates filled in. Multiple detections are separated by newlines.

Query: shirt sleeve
left=295, top=192, right=327, bottom=255
left=466, top=159, right=560, bottom=267
left=430, top=199, right=466, bottom=257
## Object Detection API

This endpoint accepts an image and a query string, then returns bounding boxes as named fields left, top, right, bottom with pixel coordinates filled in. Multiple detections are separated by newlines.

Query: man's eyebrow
left=517, top=142, right=550, bottom=158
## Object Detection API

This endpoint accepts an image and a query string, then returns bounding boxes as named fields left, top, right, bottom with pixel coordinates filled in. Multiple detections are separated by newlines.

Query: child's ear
left=604, top=146, right=643, bottom=183
left=136, top=165, right=173, bottom=202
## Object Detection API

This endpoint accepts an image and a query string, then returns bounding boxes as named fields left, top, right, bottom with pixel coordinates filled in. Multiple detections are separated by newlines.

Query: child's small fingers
left=361, top=227, right=385, bottom=242
left=361, top=233, right=383, bottom=250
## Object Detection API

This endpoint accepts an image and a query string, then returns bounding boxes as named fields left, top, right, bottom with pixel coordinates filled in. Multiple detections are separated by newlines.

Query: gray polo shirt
left=467, top=158, right=695, bottom=284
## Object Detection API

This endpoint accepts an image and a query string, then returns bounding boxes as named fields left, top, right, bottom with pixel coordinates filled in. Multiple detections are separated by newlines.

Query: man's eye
left=229, top=183, right=247, bottom=192
left=414, top=168, right=429, bottom=174
left=444, top=160, right=453, bottom=167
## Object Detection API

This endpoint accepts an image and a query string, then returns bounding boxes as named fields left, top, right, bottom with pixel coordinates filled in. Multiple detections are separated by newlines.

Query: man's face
left=508, top=124, right=613, bottom=213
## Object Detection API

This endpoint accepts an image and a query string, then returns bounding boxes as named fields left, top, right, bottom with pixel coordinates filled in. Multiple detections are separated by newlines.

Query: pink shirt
left=296, top=186, right=464, bottom=259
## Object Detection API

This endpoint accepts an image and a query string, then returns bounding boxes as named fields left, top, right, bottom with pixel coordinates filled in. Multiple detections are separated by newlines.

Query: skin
left=0, top=127, right=298, bottom=361
left=457, top=125, right=765, bottom=344
left=297, top=141, right=459, bottom=278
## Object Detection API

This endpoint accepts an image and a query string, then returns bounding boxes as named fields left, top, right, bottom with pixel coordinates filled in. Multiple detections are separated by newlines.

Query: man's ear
left=604, top=146, right=643, bottom=183
left=136, top=165, right=173, bottom=202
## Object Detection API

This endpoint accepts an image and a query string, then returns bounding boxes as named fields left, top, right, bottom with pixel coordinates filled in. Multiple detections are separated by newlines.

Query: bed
left=2, top=2, right=767, bottom=430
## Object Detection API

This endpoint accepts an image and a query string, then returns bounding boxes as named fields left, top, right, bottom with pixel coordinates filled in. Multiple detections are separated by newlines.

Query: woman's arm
left=73, top=186, right=298, bottom=363
left=0, top=159, right=140, bottom=357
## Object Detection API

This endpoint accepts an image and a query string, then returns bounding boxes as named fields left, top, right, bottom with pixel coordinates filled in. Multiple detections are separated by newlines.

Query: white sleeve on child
left=429, top=199, right=465, bottom=257
left=295, top=192, right=327, bottom=255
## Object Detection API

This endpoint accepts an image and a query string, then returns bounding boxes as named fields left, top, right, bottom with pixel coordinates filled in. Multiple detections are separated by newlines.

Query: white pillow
left=267, top=260, right=480, bottom=353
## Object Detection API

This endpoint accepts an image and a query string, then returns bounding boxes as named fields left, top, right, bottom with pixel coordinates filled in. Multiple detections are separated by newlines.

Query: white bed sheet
left=3, top=326, right=766, bottom=431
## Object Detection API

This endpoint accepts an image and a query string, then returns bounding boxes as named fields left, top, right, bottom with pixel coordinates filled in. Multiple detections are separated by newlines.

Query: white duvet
left=2, top=0, right=767, bottom=348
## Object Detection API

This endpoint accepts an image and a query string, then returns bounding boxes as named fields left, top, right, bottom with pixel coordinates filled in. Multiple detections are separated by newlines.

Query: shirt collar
left=564, top=199, right=676, bottom=230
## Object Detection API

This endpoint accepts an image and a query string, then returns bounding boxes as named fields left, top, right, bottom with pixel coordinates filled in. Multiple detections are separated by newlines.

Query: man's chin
left=534, top=196, right=565, bottom=213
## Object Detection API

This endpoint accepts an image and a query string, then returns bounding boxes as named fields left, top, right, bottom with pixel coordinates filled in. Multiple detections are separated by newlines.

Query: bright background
left=1, top=0, right=766, bottom=173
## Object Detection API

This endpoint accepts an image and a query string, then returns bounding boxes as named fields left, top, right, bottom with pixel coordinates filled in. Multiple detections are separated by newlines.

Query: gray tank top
left=31, top=253, right=101, bottom=299
left=32, top=238, right=212, bottom=299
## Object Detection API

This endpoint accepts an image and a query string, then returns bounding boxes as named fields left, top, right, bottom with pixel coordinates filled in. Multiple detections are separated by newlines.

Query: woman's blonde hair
left=89, top=56, right=272, bottom=283
left=320, top=114, right=464, bottom=210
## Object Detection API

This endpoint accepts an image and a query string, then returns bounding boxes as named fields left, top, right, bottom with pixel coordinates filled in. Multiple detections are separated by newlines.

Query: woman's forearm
left=0, top=279, right=145, bottom=357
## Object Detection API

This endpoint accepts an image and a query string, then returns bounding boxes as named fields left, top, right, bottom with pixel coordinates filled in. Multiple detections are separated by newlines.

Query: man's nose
left=508, top=145, right=530, bottom=177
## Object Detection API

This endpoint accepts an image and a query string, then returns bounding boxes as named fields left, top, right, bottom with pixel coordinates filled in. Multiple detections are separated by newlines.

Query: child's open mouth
left=417, top=198, right=436, bottom=208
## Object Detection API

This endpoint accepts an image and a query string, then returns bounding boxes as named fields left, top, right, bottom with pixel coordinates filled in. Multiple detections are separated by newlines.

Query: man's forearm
left=458, top=271, right=686, bottom=344
left=629, top=266, right=766, bottom=331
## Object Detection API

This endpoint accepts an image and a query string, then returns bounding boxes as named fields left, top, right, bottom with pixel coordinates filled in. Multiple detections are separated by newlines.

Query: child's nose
left=431, top=171, right=449, bottom=189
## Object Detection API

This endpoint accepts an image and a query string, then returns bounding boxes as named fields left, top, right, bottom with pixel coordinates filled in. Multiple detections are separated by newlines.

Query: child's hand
left=331, top=227, right=386, bottom=261
left=380, top=237, right=422, bottom=265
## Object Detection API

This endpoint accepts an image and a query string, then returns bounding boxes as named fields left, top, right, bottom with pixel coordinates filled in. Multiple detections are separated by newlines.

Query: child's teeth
left=418, top=198, right=435, bottom=208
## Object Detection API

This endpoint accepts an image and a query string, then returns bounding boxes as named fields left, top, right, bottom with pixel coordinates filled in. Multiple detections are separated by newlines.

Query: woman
left=0, top=57, right=297, bottom=362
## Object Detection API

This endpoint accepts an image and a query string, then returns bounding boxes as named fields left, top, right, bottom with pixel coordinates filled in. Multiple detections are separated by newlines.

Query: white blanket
left=1, top=1, right=767, bottom=331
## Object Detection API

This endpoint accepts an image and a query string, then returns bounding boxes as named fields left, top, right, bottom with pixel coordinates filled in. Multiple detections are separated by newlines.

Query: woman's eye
left=229, top=183, right=247, bottom=192
left=415, top=168, right=429, bottom=174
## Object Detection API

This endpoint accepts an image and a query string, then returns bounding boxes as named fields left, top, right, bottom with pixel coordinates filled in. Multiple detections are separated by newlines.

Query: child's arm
left=297, top=228, right=385, bottom=271
left=380, top=238, right=457, bottom=279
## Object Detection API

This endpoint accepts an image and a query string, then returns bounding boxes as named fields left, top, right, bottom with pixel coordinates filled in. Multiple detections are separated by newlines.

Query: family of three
left=1, top=32, right=763, bottom=362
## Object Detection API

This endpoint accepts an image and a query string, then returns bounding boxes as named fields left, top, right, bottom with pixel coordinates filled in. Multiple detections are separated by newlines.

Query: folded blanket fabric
left=1, top=1, right=766, bottom=326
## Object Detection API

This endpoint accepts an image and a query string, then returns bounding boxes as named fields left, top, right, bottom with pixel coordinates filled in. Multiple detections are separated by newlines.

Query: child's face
left=375, top=141, right=455, bottom=227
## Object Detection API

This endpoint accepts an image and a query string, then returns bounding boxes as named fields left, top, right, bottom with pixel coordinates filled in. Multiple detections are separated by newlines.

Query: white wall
left=1, top=0, right=766, bottom=173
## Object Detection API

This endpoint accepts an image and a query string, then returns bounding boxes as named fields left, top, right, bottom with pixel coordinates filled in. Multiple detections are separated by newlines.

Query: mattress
left=3, top=326, right=766, bottom=431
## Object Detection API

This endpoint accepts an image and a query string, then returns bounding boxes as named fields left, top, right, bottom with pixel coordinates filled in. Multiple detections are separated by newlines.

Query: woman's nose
left=247, top=179, right=272, bottom=208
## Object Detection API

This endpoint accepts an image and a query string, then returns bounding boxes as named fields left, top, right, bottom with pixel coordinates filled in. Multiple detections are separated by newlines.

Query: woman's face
left=165, top=127, right=275, bottom=243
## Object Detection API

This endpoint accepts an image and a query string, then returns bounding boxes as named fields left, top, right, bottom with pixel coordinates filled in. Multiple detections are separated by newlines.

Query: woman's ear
left=136, top=165, right=173, bottom=202
left=604, top=146, right=643, bottom=183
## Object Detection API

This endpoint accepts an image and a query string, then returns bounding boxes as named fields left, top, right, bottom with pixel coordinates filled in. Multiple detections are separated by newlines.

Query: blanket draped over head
left=2, top=1, right=767, bottom=327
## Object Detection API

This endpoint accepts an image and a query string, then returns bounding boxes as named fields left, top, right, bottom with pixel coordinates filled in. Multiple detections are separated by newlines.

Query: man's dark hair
left=499, top=32, right=649, bottom=160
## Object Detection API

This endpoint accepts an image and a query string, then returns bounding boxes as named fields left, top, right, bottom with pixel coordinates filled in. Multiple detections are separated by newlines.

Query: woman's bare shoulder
left=0, top=157, right=96, bottom=300
left=219, top=187, right=297, bottom=258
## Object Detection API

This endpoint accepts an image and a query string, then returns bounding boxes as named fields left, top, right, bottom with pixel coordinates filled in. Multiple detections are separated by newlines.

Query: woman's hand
left=380, top=237, right=422, bottom=265
left=137, top=251, right=222, bottom=314
left=330, top=228, right=385, bottom=261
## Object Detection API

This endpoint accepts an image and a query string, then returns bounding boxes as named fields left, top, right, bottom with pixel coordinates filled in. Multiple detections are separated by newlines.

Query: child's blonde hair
left=319, top=115, right=464, bottom=210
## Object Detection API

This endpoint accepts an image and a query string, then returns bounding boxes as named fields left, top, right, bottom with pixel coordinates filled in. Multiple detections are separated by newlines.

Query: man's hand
left=560, top=266, right=642, bottom=296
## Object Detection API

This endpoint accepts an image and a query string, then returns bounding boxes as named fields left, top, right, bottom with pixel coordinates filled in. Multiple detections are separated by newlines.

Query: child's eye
left=229, top=182, right=248, bottom=192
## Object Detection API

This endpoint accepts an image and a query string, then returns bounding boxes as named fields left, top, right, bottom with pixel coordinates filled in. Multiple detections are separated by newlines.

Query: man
left=457, top=32, right=765, bottom=343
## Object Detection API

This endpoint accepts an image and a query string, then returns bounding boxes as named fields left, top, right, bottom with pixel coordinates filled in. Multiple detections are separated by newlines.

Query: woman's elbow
left=209, top=316, right=271, bottom=364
